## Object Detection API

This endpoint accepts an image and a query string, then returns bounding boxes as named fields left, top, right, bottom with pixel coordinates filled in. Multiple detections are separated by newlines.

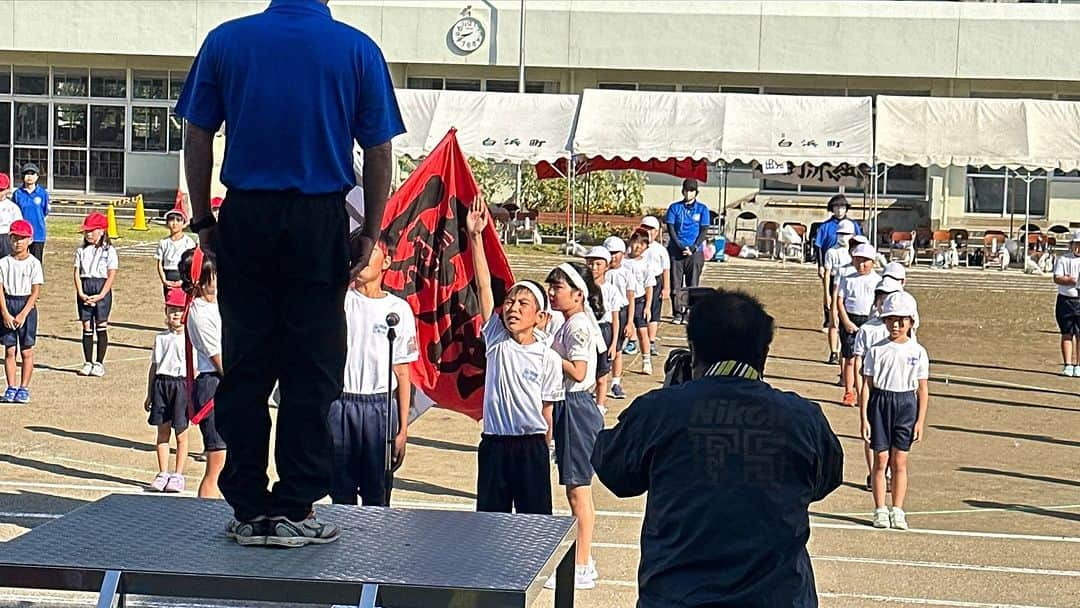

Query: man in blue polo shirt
left=813, top=195, right=863, bottom=362
left=176, top=0, right=403, bottom=548
left=665, top=179, right=711, bottom=325
left=12, top=163, right=49, bottom=261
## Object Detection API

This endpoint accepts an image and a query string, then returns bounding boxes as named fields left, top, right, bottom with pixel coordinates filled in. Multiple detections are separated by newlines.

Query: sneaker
left=575, top=565, right=596, bottom=590
left=90, top=362, right=106, bottom=377
left=642, top=359, right=653, bottom=375
left=623, top=341, right=638, bottom=356
left=163, top=473, right=185, bottom=493
left=865, top=475, right=872, bottom=492
left=585, top=558, right=599, bottom=581
left=227, top=516, right=270, bottom=547
left=649, top=344, right=658, bottom=357
left=266, top=512, right=341, bottom=548
left=841, top=391, right=856, bottom=407
left=890, top=507, right=909, bottom=530
left=872, top=507, right=891, bottom=529
left=827, top=352, right=839, bottom=365
left=78, top=362, right=93, bottom=376
left=149, top=472, right=170, bottom=492
left=610, top=384, right=626, bottom=399
left=1, top=387, right=16, bottom=403
left=13, top=387, right=30, bottom=404
left=1064, top=365, right=1076, bottom=377
left=597, top=403, right=608, bottom=415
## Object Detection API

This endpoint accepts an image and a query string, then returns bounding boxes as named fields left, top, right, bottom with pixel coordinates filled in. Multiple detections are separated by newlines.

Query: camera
left=663, top=348, right=693, bottom=387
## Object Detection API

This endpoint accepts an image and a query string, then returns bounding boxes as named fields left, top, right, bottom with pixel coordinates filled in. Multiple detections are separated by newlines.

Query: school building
left=1, top=0, right=1079, bottom=232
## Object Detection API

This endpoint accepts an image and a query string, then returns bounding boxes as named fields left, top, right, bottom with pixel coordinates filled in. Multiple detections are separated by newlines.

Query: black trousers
left=328, top=392, right=398, bottom=507
left=29, top=242, right=44, bottom=261
left=476, top=434, right=552, bottom=515
left=669, top=247, right=704, bottom=315
left=215, top=189, right=348, bottom=522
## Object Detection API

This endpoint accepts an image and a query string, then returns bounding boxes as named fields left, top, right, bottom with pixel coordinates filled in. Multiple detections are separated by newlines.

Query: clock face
left=450, top=17, right=485, bottom=53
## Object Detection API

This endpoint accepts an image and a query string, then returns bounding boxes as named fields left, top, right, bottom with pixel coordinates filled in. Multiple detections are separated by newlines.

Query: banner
left=380, top=129, right=514, bottom=421
left=751, top=161, right=866, bottom=188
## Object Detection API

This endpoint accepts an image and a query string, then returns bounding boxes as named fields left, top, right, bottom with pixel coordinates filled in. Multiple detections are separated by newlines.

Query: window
left=52, top=149, right=87, bottom=190
left=0, top=66, right=10, bottom=94
left=681, top=84, right=719, bottom=93
left=638, top=84, right=676, bottom=92
left=13, top=148, right=48, bottom=187
left=763, top=87, right=845, bottom=97
left=91, top=69, right=127, bottom=98
left=131, top=106, right=168, bottom=152
left=133, top=70, right=168, bottom=100
left=444, top=78, right=481, bottom=91
left=971, top=90, right=1053, bottom=100
left=14, top=102, right=49, bottom=145
left=14, top=66, right=48, bottom=95
left=90, top=150, right=123, bottom=193
left=406, top=77, right=443, bottom=90
left=0, top=102, right=9, bottom=146
left=721, top=86, right=761, bottom=94
left=484, top=79, right=559, bottom=93
left=54, top=104, right=88, bottom=147
left=169, top=71, right=187, bottom=101
left=965, top=166, right=1047, bottom=216
left=168, top=112, right=184, bottom=152
left=597, top=82, right=636, bottom=91
left=90, top=106, right=125, bottom=149
left=53, top=68, right=89, bottom=97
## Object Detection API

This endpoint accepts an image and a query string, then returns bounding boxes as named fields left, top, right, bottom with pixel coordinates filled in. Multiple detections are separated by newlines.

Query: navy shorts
left=328, top=391, right=399, bottom=506
left=868, top=389, right=918, bottom=453
left=596, top=323, right=613, bottom=378
left=617, top=308, right=629, bottom=351
left=0, top=235, right=11, bottom=258
left=1055, top=295, right=1080, bottom=336
left=632, top=296, right=648, bottom=329
left=149, top=375, right=189, bottom=431
left=0, top=295, right=37, bottom=349
left=650, top=275, right=664, bottom=321
left=477, top=433, right=552, bottom=515
left=840, top=313, right=870, bottom=359
left=553, top=391, right=604, bottom=486
left=195, top=373, right=226, bottom=452
left=162, top=268, right=181, bottom=299
left=77, top=277, right=112, bottom=324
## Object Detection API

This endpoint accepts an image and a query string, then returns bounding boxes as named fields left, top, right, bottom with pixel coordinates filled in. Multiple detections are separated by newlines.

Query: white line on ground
left=816, top=592, right=1055, bottom=608
left=0, top=510, right=61, bottom=519
left=35, top=355, right=146, bottom=373
left=810, top=522, right=1080, bottom=543
left=826, top=504, right=1080, bottom=518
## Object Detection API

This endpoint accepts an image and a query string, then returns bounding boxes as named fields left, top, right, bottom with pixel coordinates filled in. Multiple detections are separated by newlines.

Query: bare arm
left=210, top=354, right=224, bottom=375
left=183, top=123, right=216, bottom=252
left=22, top=284, right=41, bottom=319
left=609, top=309, right=620, bottom=357
left=466, top=201, right=494, bottom=323
left=352, top=141, right=394, bottom=269
left=624, top=291, right=636, bottom=337
left=914, top=378, right=929, bottom=442
left=144, top=361, right=157, bottom=410
left=74, top=265, right=85, bottom=300
left=98, top=268, right=117, bottom=298
left=392, top=362, right=411, bottom=466
left=643, top=285, right=653, bottom=322
left=1054, top=275, right=1077, bottom=286
left=859, top=375, right=874, bottom=442
left=543, top=403, right=554, bottom=444
left=561, top=359, right=588, bottom=383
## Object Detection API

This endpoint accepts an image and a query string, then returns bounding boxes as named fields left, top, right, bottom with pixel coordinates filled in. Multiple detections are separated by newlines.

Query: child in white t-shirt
left=0, top=220, right=43, bottom=404
left=144, top=288, right=191, bottom=493
left=860, top=291, right=929, bottom=531
left=585, top=246, right=626, bottom=415
left=640, top=216, right=671, bottom=356
left=836, top=243, right=882, bottom=406
left=74, top=212, right=118, bottom=377
left=328, top=237, right=418, bottom=507
left=823, top=220, right=856, bottom=366
left=1052, top=233, right=1080, bottom=376
left=602, top=236, right=635, bottom=399
left=0, top=172, right=23, bottom=259
left=154, top=205, right=196, bottom=299
left=622, top=230, right=657, bottom=375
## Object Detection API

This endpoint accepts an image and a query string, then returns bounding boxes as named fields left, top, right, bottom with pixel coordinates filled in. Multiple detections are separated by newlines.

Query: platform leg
left=358, top=583, right=379, bottom=608
left=96, top=570, right=123, bottom=608
left=553, top=542, right=575, bottom=608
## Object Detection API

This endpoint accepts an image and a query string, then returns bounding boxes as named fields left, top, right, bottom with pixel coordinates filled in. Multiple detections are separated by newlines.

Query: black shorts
left=553, top=391, right=604, bottom=486
left=617, top=308, right=629, bottom=351
left=650, top=275, right=664, bottom=321
left=633, top=296, right=648, bottom=329
left=596, top=323, right=613, bottom=378
left=0, top=235, right=12, bottom=258
left=149, top=375, right=189, bottom=430
left=77, top=277, right=112, bottom=324
left=162, top=268, right=182, bottom=298
left=0, top=295, right=37, bottom=349
left=840, top=313, right=870, bottom=359
left=328, top=392, right=399, bottom=506
left=1055, top=295, right=1080, bottom=336
left=868, top=389, right=918, bottom=453
left=476, top=433, right=552, bottom=515
left=195, top=373, right=226, bottom=451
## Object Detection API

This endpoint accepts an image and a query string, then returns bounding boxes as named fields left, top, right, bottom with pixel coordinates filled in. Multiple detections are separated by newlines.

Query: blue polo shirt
left=175, top=0, right=405, bottom=194
left=814, top=216, right=863, bottom=265
left=12, top=185, right=49, bottom=243
left=664, top=199, right=710, bottom=250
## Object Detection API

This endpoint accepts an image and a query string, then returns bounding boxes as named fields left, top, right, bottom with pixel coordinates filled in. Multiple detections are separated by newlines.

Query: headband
left=510, top=280, right=548, bottom=311
left=555, top=263, right=605, bottom=354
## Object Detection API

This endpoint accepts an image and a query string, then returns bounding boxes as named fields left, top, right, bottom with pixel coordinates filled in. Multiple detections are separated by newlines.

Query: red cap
left=164, top=288, right=187, bottom=308
left=166, top=191, right=188, bottom=220
left=9, top=220, right=33, bottom=238
left=81, top=212, right=108, bottom=232
left=210, top=196, right=224, bottom=209
left=0, top=173, right=9, bottom=190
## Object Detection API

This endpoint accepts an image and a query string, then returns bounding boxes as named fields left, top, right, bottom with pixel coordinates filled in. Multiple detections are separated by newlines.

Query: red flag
left=380, top=129, right=514, bottom=420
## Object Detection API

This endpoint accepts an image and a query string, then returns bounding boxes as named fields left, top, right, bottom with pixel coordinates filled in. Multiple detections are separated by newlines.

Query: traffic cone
left=131, top=194, right=148, bottom=231
left=106, top=203, right=120, bottom=239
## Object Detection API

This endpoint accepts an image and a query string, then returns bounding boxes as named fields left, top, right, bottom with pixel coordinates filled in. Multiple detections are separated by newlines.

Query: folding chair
left=732, top=211, right=758, bottom=246
left=928, top=230, right=952, bottom=267
left=949, top=228, right=970, bottom=267
left=889, top=230, right=915, bottom=266
left=757, top=221, right=780, bottom=259
left=982, top=231, right=1008, bottom=270
left=779, top=222, right=807, bottom=263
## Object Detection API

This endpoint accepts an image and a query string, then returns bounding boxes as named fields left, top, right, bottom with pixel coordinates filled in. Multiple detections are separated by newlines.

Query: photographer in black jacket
left=592, top=288, right=843, bottom=607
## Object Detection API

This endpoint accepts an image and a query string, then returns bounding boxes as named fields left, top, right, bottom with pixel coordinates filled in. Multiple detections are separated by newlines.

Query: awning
left=876, top=96, right=1080, bottom=171
left=534, top=157, right=709, bottom=181
left=391, top=88, right=441, bottom=159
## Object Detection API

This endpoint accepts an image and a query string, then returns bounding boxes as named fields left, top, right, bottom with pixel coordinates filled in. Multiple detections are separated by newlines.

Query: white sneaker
left=585, top=558, right=598, bottom=581
left=78, top=362, right=93, bottom=376
left=575, top=565, right=596, bottom=590
left=872, top=507, right=891, bottom=529
left=642, top=359, right=653, bottom=375
left=90, top=363, right=106, bottom=377
left=890, top=507, right=909, bottom=530
left=1064, top=365, right=1077, bottom=377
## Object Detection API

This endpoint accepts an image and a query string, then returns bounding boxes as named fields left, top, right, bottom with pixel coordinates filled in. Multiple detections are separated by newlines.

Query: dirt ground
left=0, top=224, right=1077, bottom=608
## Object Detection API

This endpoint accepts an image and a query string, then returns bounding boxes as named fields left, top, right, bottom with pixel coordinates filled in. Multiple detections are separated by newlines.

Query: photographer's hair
left=178, top=246, right=217, bottom=297
left=687, top=288, right=774, bottom=373
left=546, top=262, right=605, bottom=321
left=628, top=229, right=650, bottom=247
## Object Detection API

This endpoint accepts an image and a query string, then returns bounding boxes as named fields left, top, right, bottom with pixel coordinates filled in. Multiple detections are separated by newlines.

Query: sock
left=81, top=331, right=94, bottom=363
left=612, top=377, right=621, bottom=386
left=95, top=330, right=108, bottom=363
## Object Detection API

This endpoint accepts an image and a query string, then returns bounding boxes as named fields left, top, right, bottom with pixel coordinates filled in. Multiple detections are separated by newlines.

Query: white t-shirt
left=645, top=241, right=671, bottom=277
left=481, top=316, right=564, bottom=436
left=342, top=290, right=419, bottom=395
left=1053, top=253, right=1080, bottom=298
left=599, top=281, right=628, bottom=321
left=853, top=317, right=889, bottom=358
left=606, top=265, right=635, bottom=305
left=155, top=235, right=196, bottom=271
left=838, top=270, right=881, bottom=316
left=74, top=245, right=119, bottom=279
left=551, top=311, right=599, bottom=393
left=0, top=199, right=22, bottom=233
left=824, top=246, right=852, bottom=276
left=0, top=255, right=44, bottom=296
left=152, top=329, right=186, bottom=378
left=863, top=338, right=929, bottom=393
left=186, top=297, right=222, bottom=374
left=621, top=255, right=655, bottom=299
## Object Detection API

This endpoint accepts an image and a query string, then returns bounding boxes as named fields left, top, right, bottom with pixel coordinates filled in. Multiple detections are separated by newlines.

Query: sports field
left=0, top=227, right=1077, bottom=608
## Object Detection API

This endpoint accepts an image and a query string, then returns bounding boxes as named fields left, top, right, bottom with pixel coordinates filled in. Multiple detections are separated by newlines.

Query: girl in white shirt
left=73, top=212, right=118, bottom=377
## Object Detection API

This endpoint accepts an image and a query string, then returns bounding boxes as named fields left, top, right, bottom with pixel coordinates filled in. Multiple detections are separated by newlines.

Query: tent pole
left=719, top=161, right=728, bottom=235
left=566, top=156, right=574, bottom=244
left=1007, top=170, right=1015, bottom=240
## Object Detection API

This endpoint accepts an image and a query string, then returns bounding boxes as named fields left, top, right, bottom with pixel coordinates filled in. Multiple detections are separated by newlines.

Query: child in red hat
left=74, top=212, right=118, bottom=377
left=0, top=173, right=22, bottom=259
left=210, top=196, right=224, bottom=221
left=155, top=198, right=196, bottom=299
left=0, top=219, right=43, bottom=403
left=143, top=287, right=191, bottom=492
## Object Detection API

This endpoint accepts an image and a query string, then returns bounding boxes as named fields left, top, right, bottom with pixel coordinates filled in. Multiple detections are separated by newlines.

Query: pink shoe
left=150, top=472, right=170, bottom=492
left=163, top=473, right=186, bottom=493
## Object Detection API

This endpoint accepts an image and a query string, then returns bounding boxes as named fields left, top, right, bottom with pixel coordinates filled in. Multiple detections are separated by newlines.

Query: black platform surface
left=0, top=494, right=577, bottom=607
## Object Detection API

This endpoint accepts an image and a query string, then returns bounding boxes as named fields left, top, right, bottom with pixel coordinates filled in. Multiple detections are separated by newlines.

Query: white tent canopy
left=392, top=89, right=441, bottom=159
left=876, top=96, right=1080, bottom=171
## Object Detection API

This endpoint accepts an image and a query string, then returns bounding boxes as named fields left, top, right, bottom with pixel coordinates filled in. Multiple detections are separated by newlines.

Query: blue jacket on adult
left=814, top=215, right=863, bottom=266
left=665, top=198, right=711, bottom=253
left=13, top=184, right=49, bottom=243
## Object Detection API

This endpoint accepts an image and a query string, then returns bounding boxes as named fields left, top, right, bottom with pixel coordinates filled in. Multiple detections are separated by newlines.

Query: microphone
left=385, top=312, right=400, bottom=328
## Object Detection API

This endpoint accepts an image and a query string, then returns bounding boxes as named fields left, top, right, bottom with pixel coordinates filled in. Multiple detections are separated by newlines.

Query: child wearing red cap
left=0, top=219, right=43, bottom=403
left=74, top=212, right=118, bottom=377
left=210, top=196, right=224, bottom=221
left=143, top=288, right=191, bottom=493
left=155, top=201, right=196, bottom=299
left=0, top=173, right=22, bottom=259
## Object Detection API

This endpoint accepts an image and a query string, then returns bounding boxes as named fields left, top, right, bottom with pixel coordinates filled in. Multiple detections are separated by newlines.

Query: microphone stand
left=384, top=313, right=399, bottom=507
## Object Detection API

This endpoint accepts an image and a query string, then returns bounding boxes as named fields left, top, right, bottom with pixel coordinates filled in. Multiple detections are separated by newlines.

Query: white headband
left=555, top=262, right=605, bottom=354
left=510, top=280, right=548, bottom=311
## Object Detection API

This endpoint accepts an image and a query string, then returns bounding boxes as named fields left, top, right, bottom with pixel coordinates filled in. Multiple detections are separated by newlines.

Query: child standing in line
left=1053, top=232, right=1080, bottom=376
left=882, top=262, right=921, bottom=332
left=0, top=220, right=43, bottom=404
left=0, top=173, right=23, bottom=259
left=853, top=277, right=903, bottom=490
left=822, top=220, right=856, bottom=365
left=179, top=247, right=227, bottom=499
left=546, top=261, right=606, bottom=590
left=143, top=288, right=191, bottom=493
left=73, top=212, right=118, bottom=377
left=467, top=201, right=563, bottom=515
left=836, top=243, right=882, bottom=406
left=328, top=237, right=417, bottom=506
left=640, top=216, right=670, bottom=356
left=585, top=246, right=626, bottom=415
left=860, top=291, right=929, bottom=530
left=622, top=230, right=657, bottom=375
left=602, top=236, right=635, bottom=399
left=155, top=204, right=196, bottom=299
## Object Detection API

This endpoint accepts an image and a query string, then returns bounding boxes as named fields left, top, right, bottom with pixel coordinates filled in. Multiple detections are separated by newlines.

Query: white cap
left=881, top=291, right=918, bottom=319
left=851, top=243, right=877, bottom=260
left=883, top=261, right=907, bottom=280
left=585, top=246, right=611, bottom=263
left=1071, top=230, right=1080, bottom=243
left=603, top=236, right=627, bottom=253
left=850, top=234, right=870, bottom=245
left=875, top=276, right=903, bottom=295
left=640, top=216, right=661, bottom=230
left=837, top=219, right=856, bottom=235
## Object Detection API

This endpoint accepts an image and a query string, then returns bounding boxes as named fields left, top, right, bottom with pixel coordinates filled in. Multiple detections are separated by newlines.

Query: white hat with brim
left=850, top=235, right=870, bottom=245
left=883, top=261, right=907, bottom=280
left=603, top=236, right=626, bottom=253
left=881, top=291, right=917, bottom=319
left=585, top=246, right=611, bottom=263
left=640, top=216, right=661, bottom=230
left=851, top=243, right=877, bottom=260
left=837, top=220, right=856, bottom=235
left=1071, top=231, right=1080, bottom=243
left=875, top=276, right=903, bottom=295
